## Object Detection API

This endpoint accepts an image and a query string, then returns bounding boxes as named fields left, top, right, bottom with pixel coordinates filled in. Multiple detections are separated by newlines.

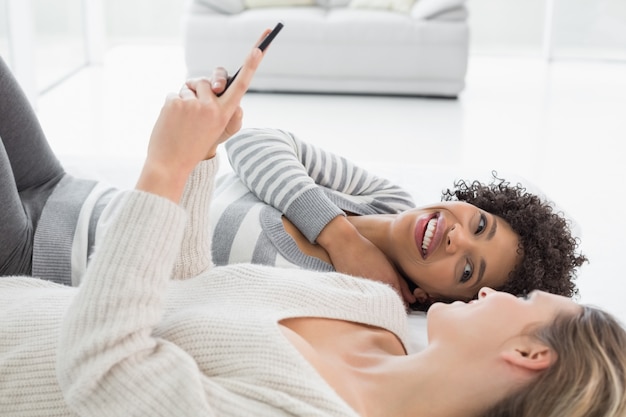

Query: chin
left=425, top=301, right=445, bottom=317
left=425, top=302, right=467, bottom=341
left=427, top=300, right=465, bottom=322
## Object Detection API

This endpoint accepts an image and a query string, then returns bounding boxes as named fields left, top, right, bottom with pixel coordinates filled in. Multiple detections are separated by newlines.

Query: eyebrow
left=474, top=215, right=498, bottom=288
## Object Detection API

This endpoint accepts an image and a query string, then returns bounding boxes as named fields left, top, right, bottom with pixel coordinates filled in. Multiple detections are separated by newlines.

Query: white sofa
left=182, top=0, right=469, bottom=97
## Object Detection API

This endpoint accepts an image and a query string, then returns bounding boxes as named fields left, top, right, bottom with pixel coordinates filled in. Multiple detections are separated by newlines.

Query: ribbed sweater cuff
left=284, top=187, right=345, bottom=243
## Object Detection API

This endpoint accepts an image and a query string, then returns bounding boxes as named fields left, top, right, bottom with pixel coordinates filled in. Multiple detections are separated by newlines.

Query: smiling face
left=426, top=288, right=582, bottom=347
left=387, top=201, right=521, bottom=301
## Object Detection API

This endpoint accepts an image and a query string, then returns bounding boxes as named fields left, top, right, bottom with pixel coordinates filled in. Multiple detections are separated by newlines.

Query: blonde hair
left=482, top=306, right=626, bottom=417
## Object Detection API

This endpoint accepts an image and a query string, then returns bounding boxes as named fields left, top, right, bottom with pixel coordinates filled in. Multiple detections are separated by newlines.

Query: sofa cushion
left=245, top=0, right=316, bottom=7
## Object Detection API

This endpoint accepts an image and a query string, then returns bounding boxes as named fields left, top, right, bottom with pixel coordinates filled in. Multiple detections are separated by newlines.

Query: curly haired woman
left=0, top=52, right=584, bottom=311
left=211, top=128, right=587, bottom=309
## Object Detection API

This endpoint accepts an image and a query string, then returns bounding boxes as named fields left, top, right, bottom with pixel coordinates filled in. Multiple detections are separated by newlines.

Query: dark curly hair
left=440, top=173, right=587, bottom=300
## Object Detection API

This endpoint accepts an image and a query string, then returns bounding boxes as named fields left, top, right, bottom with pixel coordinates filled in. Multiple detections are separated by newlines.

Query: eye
left=475, top=213, right=487, bottom=235
left=460, top=262, right=473, bottom=283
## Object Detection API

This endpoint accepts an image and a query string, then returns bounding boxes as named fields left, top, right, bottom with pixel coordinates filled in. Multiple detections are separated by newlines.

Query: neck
left=350, top=343, right=514, bottom=417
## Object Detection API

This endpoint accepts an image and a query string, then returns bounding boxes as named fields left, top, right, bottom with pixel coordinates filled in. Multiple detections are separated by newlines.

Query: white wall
left=104, top=0, right=186, bottom=44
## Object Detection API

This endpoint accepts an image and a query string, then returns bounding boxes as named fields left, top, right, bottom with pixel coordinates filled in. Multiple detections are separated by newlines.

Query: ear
left=413, top=288, right=431, bottom=304
left=501, top=339, right=554, bottom=372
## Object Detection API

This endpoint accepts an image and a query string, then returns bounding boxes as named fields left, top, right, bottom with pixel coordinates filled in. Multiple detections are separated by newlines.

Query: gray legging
left=0, top=56, right=65, bottom=276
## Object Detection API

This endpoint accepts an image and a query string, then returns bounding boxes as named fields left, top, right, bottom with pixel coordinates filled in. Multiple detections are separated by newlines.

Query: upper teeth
left=422, top=218, right=437, bottom=252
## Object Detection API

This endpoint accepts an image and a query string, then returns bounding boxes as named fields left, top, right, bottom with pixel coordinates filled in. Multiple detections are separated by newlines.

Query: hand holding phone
left=217, top=22, right=284, bottom=97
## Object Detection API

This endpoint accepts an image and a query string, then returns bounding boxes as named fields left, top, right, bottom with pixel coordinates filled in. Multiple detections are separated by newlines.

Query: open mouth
left=416, top=213, right=440, bottom=259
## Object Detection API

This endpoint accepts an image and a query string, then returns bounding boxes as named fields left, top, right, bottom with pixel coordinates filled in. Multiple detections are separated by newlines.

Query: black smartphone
left=218, top=22, right=284, bottom=96
left=256, top=22, right=284, bottom=52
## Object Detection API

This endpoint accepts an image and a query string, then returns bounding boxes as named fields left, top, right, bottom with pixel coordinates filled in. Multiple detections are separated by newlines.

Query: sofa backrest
left=318, top=0, right=351, bottom=7
left=193, top=0, right=466, bottom=20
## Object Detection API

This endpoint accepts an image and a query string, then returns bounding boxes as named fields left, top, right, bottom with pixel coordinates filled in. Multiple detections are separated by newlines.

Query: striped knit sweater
left=211, top=128, right=416, bottom=268
left=0, top=158, right=409, bottom=416
left=33, top=128, right=414, bottom=287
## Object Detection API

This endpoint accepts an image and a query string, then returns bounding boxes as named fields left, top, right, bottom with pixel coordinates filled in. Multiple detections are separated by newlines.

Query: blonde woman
left=1, top=44, right=625, bottom=416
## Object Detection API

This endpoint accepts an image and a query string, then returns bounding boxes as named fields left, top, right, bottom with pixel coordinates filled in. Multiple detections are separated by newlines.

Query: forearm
left=226, top=128, right=415, bottom=242
left=316, top=215, right=361, bottom=254
left=57, top=191, right=214, bottom=416
left=225, top=128, right=345, bottom=241
left=135, top=159, right=192, bottom=204
left=227, top=128, right=415, bottom=203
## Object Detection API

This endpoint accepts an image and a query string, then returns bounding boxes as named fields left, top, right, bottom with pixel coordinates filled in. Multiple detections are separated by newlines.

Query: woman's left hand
left=180, top=65, right=244, bottom=158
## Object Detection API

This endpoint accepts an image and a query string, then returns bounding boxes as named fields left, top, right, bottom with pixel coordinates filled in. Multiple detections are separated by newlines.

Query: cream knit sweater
left=0, top=158, right=409, bottom=417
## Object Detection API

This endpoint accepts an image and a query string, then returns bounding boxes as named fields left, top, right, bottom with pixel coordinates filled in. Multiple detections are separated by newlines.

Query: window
left=32, top=0, right=88, bottom=92
left=469, top=0, right=546, bottom=56
left=0, top=0, right=9, bottom=61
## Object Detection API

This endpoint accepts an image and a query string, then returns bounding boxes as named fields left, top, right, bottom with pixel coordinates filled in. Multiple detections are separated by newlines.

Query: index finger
left=219, top=30, right=269, bottom=104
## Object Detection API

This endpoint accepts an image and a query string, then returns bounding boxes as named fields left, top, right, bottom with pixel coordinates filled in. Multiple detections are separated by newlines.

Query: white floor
left=35, top=43, right=626, bottom=323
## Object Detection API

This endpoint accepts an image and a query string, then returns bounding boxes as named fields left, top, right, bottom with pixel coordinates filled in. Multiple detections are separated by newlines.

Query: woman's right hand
left=317, top=216, right=416, bottom=307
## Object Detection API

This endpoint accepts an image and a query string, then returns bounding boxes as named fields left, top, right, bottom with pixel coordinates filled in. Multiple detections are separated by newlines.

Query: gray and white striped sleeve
left=225, top=128, right=414, bottom=242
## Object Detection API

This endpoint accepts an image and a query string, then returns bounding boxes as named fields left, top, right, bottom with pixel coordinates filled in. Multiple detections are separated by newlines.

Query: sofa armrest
left=423, top=5, right=467, bottom=21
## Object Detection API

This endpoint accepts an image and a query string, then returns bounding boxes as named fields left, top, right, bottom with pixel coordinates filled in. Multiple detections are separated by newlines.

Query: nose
left=446, top=224, right=473, bottom=253
left=478, top=287, right=496, bottom=299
